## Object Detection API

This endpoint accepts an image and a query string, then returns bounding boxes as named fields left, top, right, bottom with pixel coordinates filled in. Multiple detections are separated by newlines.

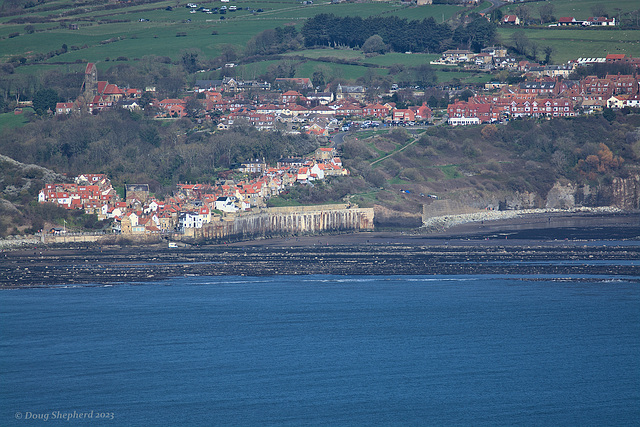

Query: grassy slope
left=0, top=1, right=461, bottom=62
left=497, top=0, right=640, bottom=63
left=500, top=0, right=640, bottom=20
left=497, top=27, right=640, bottom=64
left=0, top=108, right=33, bottom=132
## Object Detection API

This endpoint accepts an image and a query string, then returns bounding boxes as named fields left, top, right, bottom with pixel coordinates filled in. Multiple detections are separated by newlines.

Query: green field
left=2, top=0, right=637, bottom=92
left=0, top=0, right=464, bottom=64
left=0, top=108, right=33, bottom=133
left=500, top=0, right=640, bottom=21
left=497, top=27, right=640, bottom=63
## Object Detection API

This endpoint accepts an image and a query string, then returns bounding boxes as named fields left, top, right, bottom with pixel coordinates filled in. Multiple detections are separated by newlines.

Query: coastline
left=1, top=210, right=639, bottom=288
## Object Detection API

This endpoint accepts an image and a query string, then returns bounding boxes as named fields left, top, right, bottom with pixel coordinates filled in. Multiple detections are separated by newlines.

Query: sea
left=1, top=273, right=639, bottom=426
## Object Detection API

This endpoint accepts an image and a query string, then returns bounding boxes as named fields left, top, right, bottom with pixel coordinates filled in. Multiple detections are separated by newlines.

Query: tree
left=412, top=64, right=437, bottom=87
left=362, top=34, right=387, bottom=55
left=491, top=8, right=503, bottom=24
left=181, top=50, right=200, bottom=74
left=511, top=31, right=530, bottom=55
left=543, top=45, right=554, bottom=64
left=515, top=4, right=531, bottom=25
left=245, top=29, right=278, bottom=55
left=602, top=107, right=616, bottom=122
left=184, top=97, right=203, bottom=118
left=312, top=70, right=326, bottom=89
left=591, top=4, right=608, bottom=18
left=32, top=88, right=58, bottom=114
left=530, top=42, right=538, bottom=61
left=459, top=89, right=474, bottom=102
left=538, top=3, right=555, bottom=24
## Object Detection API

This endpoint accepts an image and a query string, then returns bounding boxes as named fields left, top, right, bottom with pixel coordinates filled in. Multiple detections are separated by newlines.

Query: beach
left=1, top=211, right=638, bottom=288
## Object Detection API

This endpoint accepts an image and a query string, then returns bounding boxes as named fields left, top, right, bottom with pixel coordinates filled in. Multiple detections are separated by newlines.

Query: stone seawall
left=197, top=205, right=374, bottom=241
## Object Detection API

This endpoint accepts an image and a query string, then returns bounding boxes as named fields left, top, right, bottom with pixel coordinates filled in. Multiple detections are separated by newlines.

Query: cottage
left=502, top=15, right=520, bottom=25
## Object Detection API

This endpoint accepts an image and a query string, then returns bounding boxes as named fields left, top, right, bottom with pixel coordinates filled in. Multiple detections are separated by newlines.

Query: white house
left=214, top=197, right=238, bottom=213
left=178, top=212, right=203, bottom=231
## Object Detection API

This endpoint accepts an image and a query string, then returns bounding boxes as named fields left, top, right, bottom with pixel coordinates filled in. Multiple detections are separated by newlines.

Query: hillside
left=1, top=109, right=639, bottom=235
left=1, top=0, right=640, bottom=236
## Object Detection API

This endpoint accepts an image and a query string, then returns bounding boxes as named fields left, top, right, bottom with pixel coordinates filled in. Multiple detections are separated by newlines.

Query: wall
left=197, top=205, right=374, bottom=241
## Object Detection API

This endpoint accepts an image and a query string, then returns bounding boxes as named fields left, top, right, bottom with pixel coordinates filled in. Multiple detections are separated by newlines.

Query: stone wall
left=197, top=205, right=374, bottom=241
left=423, top=199, right=484, bottom=220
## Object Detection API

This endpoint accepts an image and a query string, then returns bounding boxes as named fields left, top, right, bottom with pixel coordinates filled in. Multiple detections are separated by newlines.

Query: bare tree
left=590, top=4, right=608, bottom=18
left=515, top=4, right=532, bottom=25
left=544, top=46, right=555, bottom=65
left=538, top=3, right=555, bottom=24
left=530, top=42, right=538, bottom=61
left=511, top=31, right=531, bottom=56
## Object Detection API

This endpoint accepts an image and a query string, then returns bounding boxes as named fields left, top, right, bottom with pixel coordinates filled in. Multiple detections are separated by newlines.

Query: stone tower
left=83, top=63, right=97, bottom=99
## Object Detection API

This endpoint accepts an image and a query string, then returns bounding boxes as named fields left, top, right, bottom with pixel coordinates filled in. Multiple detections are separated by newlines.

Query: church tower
left=83, top=63, right=98, bottom=99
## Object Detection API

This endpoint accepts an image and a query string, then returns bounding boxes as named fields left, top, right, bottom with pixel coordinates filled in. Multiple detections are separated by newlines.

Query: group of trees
left=245, top=26, right=302, bottom=57
left=0, top=109, right=319, bottom=194
left=302, top=14, right=453, bottom=53
left=451, top=15, right=497, bottom=53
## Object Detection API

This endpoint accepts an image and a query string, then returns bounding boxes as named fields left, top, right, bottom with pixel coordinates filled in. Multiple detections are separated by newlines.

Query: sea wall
left=196, top=205, right=374, bottom=241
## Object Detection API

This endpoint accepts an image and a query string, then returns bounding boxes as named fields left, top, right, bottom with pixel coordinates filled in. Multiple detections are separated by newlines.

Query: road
left=479, top=0, right=504, bottom=15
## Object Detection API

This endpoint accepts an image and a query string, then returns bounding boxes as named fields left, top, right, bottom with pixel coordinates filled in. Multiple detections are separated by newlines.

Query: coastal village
left=38, top=147, right=349, bottom=235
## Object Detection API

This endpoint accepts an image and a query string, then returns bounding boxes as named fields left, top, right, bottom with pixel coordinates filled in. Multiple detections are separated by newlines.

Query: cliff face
left=423, top=177, right=640, bottom=221
left=611, top=175, right=640, bottom=210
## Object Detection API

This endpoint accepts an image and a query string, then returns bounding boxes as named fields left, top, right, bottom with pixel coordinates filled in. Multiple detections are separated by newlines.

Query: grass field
left=497, top=27, right=640, bottom=63
left=0, top=108, right=34, bottom=133
left=500, top=0, right=640, bottom=21
left=0, top=0, right=464, bottom=64
left=3, top=0, right=638, bottom=91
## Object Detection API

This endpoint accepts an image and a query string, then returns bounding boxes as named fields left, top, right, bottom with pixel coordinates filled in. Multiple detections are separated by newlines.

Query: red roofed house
left=393, top=108, right=416, bottom=122
left=363, top=103, right=390, bottom=119
left=502, top=15, right=520, bottom=25
left=586, top=16, right=616, bottom=26
left=282, top=90, right=304, bottom=104
left=558, top=17, right=579, bottom=26
left=606, top=54, right=626, bottom=63
left=55, top=102, right=76, bottom=115
left=315, top=147, right=337, bottom=160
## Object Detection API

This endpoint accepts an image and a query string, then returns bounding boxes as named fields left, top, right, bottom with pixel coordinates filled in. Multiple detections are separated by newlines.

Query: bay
left=1, top=274, right=639, bottom=426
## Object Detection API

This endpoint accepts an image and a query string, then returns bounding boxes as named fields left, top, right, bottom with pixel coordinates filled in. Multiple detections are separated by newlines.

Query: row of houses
left=502, top=15, right=616, bottom=26
left=448, top=95, right=575, bottom=125
left=38, top=174, right=118, bottom=213
left=449, top=72, right=640, bottom=125
left=555, top=16, right=616, bottom=27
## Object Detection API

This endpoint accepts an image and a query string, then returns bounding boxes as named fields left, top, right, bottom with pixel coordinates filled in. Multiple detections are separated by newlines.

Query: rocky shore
left=1, top=211, right=638, bottom=288
left=421, top=206, right=623, bottom=233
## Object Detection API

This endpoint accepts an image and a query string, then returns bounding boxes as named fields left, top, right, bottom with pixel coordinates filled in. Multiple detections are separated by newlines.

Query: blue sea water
left=1, top=274, right=639, bottom=426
